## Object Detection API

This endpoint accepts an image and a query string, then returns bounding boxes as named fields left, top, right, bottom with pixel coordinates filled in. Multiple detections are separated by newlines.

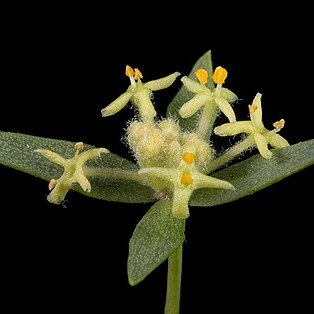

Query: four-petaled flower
left=214, top=93, right=289, bottom=159
left=101, top=65, right=180, bottom=122
left=35, top=142, right=109, bottom=204
left=179, top=66, right=238, bottom=122
left=139, top=148, right=234, bottom=219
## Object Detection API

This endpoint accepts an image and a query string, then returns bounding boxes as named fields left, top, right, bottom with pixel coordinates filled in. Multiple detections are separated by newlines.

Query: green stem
left=164, top=244, right=183, bottom=314
left=83, top=167, right=147, bottom=184
left=206, top=135, right=256, bottom=174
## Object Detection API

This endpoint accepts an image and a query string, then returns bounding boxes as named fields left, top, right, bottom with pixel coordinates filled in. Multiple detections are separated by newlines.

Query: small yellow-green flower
left=139, top=148, right=234, bottom=219
left=101, top=65, right=180, bottom=123
left=179, top=66, right=238, bottom=122
left=214, top=93, right=289, bottom=159
left=35, top=142, right=109, bottom=204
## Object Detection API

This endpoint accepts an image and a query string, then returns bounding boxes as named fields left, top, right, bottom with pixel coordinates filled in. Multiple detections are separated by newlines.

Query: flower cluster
left=100, top=65, right=289, bottom=218
left=36, top=64, right=289, bottom=217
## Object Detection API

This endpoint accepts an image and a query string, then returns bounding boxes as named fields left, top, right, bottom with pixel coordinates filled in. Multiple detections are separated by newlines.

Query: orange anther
left=134, top=68, right=143, bottom=80
left=195, top=68, right=208, bottom=84
left=182, top=152, right=196, bottom=164
left=181, top=173, right=193, bottom=186
left=213, top=66, right=228, bottom=85
left=125, top=65, right=135, bottom=78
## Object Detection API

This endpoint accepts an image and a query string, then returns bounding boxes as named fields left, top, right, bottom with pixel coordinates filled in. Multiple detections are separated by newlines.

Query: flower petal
left=214, top=96, right=236, bottom=122
left=249, top=93, right=264, bottom=130
left=101, top=92, right=132, bottom=117
left=77, top=148, right=109, bottom=164
left=254, top=133, right=272, bottom=159
left=193, top=172, right=234, bottom=190
left=220, top=87, right=238, bottom=103
left=269, top=133, right=290, bottom=148
left=35, top=149, right=66, bottom=167
left=214, top=121, right=254, bottom=136
left=179, top=93, right=212, bottom=118
left=74, top=167, right=92, bottom=192
left=144, top=72, right=181, bottom=91
left=181, top=76, right=209, bottom=94
left=172, top=188, right=192, bottom=219
left=47, top=181, right=70, bottom=204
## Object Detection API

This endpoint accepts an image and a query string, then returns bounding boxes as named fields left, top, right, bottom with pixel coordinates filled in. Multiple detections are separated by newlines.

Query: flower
left=179, top=66, right=238, bottom=122
left=139, top=147, right=234, bottom=219
left=214, top=93, right=289, bottom=159
left=101, top=65, right=180, bottom=122
left=35, top=142, right=108, bottom=204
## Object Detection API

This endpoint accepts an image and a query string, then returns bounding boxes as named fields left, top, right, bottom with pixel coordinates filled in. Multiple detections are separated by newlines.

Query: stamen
left=134, top=68, right=143, bottom=80
left=195, top=69, right=208, bottom=84
left=249, top=103, right=258, bottom=114
left=182, top=152, right=196, bottom=165
left=273, top=118, right=285, bottom=130
left=125, top=65, right=135, bottom=78
left=74, top=142, right=84, bottom=151
left=213, top=66, right=228, bottom=85
left=181, top=173, right=193, bottom=186
left=48, top=178, right=57, bottom=190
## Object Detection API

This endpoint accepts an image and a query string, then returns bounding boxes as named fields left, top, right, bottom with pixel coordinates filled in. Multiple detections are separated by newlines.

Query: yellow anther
left=249, top=103, right=258, bottom=114
left=182, top=152, right=196, bottom=165
left=134, top=68, right=143, bottom=80
left=74, top=142, right=84, bottom=151
left=273, top=118, right=285, bottom=130
left=125, top=65, right=135, bottom=78
left=212, top=66, right=228, bottom=85
left=48, top=178, right=57, bottom=190
left=195, top=68, right=208, bottom=84
left=181, top=173, right=193, bottom=187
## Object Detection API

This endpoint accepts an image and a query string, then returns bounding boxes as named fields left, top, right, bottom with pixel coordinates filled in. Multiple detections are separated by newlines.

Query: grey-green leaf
left=190, top=139, right=314, bottom=207
left=166, top=50, right=214, bottom=132
left=0, top=131, right=155, bottom=203
left=128, top=200, right=185, bottom=286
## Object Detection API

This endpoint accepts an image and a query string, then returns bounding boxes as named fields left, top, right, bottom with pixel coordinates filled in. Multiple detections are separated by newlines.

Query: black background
left=1, top=5, right=313, bottom=313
